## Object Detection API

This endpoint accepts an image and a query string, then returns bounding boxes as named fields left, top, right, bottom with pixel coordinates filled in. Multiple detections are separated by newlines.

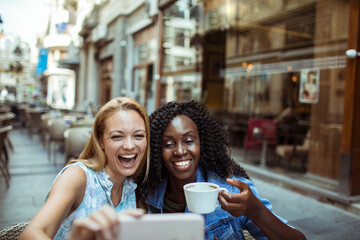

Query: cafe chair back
left=41, top=112, right=61, bottom=149
left=64, top=127, right=91, bottom=164
left=275, top=131, right=310, bottom=171
left=48, top=119, right=69, bottom=164
left=0, top=113, right=15, bottom=154
left=16, top=105, right=28, bottom=129
left=0, top=221, right=28, bottom=240
left=242, top=230, right=256, bottom=240
left=25, top=110, right=43, bottom=139
left=0, top=125, right=13, bottom=188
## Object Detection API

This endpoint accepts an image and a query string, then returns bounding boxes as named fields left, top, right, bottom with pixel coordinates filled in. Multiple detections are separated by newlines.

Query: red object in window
left=245, top=118, right=277, bottom=149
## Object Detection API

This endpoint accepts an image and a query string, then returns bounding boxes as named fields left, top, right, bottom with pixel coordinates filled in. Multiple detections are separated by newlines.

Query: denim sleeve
left=236, top=177, right=288, bottom=239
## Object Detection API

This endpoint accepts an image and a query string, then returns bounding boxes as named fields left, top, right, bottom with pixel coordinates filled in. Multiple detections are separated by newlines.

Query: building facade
left=0, top=34, right=34, bottom=103
left=74, top=0, right=360, bottom=199
left=77, top=0, right=159, bottom=114
left=40, top=0, right=78, bottom=110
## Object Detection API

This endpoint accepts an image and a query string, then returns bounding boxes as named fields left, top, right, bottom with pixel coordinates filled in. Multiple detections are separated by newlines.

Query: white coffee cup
left=183, top=182, right=228, bottom=214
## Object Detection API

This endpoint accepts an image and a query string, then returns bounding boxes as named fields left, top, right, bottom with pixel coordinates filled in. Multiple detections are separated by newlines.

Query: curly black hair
left=137, top=100, right=249, bottom=198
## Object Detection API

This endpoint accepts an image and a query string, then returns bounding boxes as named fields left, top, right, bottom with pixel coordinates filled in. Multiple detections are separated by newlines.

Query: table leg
left=260, top=139, right=268, bottom=168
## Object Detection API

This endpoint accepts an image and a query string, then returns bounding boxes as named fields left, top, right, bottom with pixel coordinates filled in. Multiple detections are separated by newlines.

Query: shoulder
left=61, top=162, right=88, bottom=179
left=45, top=163, right=89, bottom=211
left=51, top=163, right=89, bottom=195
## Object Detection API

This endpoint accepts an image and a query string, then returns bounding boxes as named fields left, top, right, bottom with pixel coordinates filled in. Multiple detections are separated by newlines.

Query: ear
left=99, top=139, right=104, bottom=149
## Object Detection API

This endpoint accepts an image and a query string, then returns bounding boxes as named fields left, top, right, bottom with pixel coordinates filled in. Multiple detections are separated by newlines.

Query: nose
left=123, top=137, right=135, bottom=150
left=174, top=143, right=187, bottom=156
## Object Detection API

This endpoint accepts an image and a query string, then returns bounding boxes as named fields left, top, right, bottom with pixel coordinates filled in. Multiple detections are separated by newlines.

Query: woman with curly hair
left=137, top=100, right=306, bottom=240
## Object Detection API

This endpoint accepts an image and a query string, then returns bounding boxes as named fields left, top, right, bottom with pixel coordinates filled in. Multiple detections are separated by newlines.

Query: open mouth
left=118, top=154, right=137, bottom=167
left=173, top=160, right=191, bottom=168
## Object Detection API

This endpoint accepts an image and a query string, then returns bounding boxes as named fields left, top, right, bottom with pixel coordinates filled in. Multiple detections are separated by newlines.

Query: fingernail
left=135, top=208, right=145, bottom=214
left=223, top=191, right=232, bottom=199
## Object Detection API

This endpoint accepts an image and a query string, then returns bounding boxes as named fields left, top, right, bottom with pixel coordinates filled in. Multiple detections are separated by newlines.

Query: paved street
left=0, top=128, right=63, bottom=230
left=253, top=179, right=360, bottom=239
left=1, top=128, right=360, bottom=239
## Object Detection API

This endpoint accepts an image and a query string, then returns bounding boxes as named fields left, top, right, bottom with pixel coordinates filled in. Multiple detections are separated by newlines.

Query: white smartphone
left=117, top=213, right=204, bottom=240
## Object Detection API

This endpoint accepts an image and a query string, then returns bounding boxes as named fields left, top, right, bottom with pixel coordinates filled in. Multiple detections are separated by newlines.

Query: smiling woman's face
left=162, top=115, right=200, bottom=184
left=100, top=109, right=147, bottom=182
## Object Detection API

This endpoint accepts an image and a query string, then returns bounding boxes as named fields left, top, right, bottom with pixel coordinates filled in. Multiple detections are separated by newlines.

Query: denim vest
left=145, top=166, right=287, bottom=240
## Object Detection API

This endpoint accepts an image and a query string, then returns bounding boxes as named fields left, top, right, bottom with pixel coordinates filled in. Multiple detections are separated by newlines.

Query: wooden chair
left=0, top=221, right=28, bottom=239
left=0, top=125, right=13, bottom=188
left=0, top=113, right=16, bottom=155
left=25, top=110, right=43, bottom=139
left=16, top=105, right=28, bottom=129
left=0, top=106, right=11, bottom=113
left=0, top=112, right=15, bottom=126
left=275, top=131, right=310, bottom=171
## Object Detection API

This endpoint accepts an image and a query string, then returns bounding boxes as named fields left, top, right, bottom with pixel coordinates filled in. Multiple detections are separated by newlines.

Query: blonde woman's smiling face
left=100, top=109, right=147, bottom=182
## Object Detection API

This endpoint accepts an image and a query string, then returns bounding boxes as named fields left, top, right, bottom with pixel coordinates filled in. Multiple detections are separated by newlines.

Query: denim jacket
left=145, top=166, right=288, bottom=240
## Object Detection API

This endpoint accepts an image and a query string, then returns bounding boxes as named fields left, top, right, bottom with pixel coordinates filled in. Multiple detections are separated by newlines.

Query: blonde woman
left=20, top=97, right=150, bottom=240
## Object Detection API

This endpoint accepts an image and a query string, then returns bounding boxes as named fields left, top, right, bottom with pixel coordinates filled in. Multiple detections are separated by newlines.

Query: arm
left=19, top=165, right=87, bottom=240
left=218, top=179, right=306, bottom=240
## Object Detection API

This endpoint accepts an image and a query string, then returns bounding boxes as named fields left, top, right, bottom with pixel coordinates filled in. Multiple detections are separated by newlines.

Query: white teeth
left=174, top=160, right=191, bottom=167
left=120, top=154, right=136, bottom=159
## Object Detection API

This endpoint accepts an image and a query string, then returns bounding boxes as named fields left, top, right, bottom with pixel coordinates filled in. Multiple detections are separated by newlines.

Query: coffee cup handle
left=215, top=188, right=229, bottom=208
left=219, top=187, right=228, bottom=193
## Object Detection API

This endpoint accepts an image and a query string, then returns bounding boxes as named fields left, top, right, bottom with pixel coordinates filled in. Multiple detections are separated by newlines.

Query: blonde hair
left=68, top=97, right=150, bottom=182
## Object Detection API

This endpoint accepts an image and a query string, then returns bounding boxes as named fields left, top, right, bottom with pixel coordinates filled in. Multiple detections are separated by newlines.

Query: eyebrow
left=163, top=131, right=195, bottom=138
left=108, top=129, right=146, bottom=134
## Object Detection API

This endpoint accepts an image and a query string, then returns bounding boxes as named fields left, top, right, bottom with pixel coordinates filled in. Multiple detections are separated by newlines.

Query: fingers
left=217, top=179, right=253, bottom=217
left=91, top=206, right=119, bottom=240
left=121, top=208, right=145, bottom=218
left=218, top=194, right=246, bottom=217
left=219, top=190, right=246, bottom=208
left=226, top=178, right=249, bottom=192
left=69, top=218, right=101, bottom=240
left=221, top=179, right=250, bottom=203
left=69, top=205, right=119, bottom=240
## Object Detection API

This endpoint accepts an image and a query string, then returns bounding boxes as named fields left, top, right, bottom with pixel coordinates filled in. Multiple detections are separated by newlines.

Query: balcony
left=43, top=34, right=71, bottom=49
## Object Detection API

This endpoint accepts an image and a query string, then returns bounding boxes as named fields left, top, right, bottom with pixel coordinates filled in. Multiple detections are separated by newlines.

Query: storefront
left=132, top=23, right=156, bottom=111
left=157, top=0, right=360, bottom=197
left=44, top=67, right=75, bottom=110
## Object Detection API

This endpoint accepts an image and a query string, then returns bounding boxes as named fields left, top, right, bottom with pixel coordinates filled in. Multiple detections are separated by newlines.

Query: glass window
left=162, top=0, right=196, bottom=73
left=161, top=0, right=350, bottom=186
left=134, top=39, right=156, bottom=64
